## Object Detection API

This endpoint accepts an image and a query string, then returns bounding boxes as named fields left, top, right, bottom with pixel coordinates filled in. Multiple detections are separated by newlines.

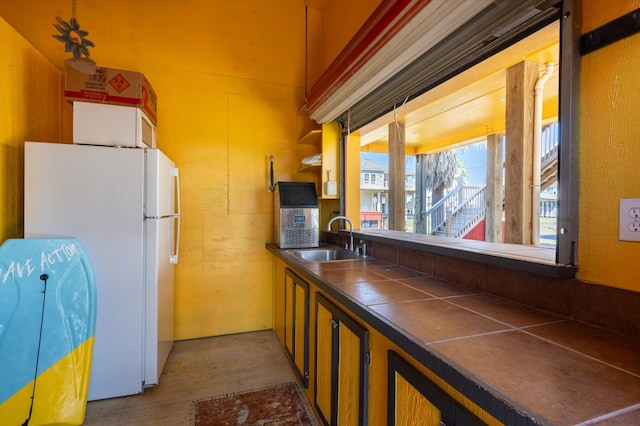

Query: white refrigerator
left=24, top=141, right=180, bottom=401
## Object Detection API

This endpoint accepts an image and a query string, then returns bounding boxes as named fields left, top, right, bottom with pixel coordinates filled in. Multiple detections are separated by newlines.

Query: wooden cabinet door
left=294, top=281, right=308, bottom=383
left=273, top=258, right=286, bottom=345
left=388, top=351, right=484, bottom=426
left=315, top=299, right=334, bottom=423
left=336, top=315, right=366, bottom=426
left=284, top=272, right=294, bottom=357
left=284, top=269, right=309, bottom=388
left=315, top=293, right=369, bottom=426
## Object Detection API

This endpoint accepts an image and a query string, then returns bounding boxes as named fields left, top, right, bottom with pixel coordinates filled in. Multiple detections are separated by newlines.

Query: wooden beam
left=485, top=133, right=503, bottom=243
left=415, top=154, right=427, bottom=234
left=388, top=121, right=406, bottom=231
left=504, top=61, right=538, bottom=244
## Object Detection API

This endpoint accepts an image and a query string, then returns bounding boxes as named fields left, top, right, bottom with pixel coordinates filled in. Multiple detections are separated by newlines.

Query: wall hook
left=268, top=155, right=277, bottom=192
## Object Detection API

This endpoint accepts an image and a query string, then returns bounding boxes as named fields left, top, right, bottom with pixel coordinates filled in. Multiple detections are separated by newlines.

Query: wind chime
left=52, top=0, right=95, bottom=72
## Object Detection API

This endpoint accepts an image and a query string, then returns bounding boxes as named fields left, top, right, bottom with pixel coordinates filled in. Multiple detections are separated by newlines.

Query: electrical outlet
left=620, top=198, right=640, bottom=241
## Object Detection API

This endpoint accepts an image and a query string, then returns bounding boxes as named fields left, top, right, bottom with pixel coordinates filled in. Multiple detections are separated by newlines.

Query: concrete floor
left=84, top=330, right=300, bottom=425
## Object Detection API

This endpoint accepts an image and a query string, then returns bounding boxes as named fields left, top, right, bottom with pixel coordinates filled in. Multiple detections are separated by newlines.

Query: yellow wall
left=0, top=17, right=70, bottom=242
left=315, top=0, right=382, bottom=77
left=304, top=0, right=381, bottom=91
left=578, top=0, right=640, bottom=291
left=0, top=0, right=307, bottom=340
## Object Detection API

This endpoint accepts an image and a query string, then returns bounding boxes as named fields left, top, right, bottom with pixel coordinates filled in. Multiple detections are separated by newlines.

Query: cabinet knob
left=330, top=319, right=338, bottom=329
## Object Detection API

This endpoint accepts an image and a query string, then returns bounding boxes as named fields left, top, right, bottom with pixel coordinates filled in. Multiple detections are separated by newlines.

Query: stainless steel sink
left=289, top=248, right=361, bottom=262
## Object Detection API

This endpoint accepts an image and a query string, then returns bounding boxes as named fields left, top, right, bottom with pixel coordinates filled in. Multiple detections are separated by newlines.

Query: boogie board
left=0, top=239, right=97, bottom=426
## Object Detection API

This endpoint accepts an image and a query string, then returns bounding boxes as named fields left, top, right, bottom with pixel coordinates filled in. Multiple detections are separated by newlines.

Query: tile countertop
left=267, top=244, right=640, bottom=426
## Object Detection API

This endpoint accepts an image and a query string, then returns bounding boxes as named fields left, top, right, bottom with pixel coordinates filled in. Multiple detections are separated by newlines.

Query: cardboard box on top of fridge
left=64, top=62, right=158, bottom=125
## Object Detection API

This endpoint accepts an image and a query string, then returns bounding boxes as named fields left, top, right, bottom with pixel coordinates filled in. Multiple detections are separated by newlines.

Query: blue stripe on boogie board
left=0, top=239, right=97, bottom=404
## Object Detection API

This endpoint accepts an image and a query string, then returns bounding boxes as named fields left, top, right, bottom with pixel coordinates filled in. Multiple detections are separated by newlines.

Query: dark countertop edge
left=351, top=230, right=577, bottom=279
left=267, top=244, right=554, bottom=426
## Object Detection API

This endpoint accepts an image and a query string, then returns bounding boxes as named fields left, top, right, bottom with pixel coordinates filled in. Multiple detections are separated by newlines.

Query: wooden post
left=504, top=61, right=538, bottom=245
left=388, top=121, right=406, bottom=231
left=415, top=154, right=427, bottom=234
left=485, top=133, right=504, bottom=242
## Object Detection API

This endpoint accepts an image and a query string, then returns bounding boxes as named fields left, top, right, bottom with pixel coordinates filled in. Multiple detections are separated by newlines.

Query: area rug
left=193, top=382, right=320, bottom=425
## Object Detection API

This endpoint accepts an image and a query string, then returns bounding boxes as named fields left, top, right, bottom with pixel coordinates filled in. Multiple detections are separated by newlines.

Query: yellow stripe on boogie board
left=0, top=336, right=94, bottom=425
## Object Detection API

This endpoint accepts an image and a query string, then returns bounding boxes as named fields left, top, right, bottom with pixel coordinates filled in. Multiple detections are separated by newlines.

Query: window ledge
left=352, top=229, right=577, bottom=279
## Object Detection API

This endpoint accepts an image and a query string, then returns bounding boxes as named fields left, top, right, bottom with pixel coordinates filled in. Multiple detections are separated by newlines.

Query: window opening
left=357, top=22, right=560, bottom=249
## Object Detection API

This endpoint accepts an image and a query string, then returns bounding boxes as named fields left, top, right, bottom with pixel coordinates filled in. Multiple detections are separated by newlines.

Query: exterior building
left=360, top=157, right=415, bottom=230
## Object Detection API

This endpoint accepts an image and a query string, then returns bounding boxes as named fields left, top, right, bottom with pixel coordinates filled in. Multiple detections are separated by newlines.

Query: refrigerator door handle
left=170, top=167, right=181, bottom=265
left=171, top=167, right=181, bottom=216
left=170, top=216, right=180, bottom=265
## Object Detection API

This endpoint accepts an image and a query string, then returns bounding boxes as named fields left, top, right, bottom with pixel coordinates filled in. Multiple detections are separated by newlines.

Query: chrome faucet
left=327, top=216, right=354, bottom=252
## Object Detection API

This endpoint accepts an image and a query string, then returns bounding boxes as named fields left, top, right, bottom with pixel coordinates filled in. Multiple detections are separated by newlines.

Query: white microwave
left=72, top=101, right=156, bottom=148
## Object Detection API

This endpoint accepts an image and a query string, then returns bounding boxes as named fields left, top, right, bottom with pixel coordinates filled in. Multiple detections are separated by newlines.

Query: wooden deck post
left=388, top=121, right=406, bottom=231
left=505, top=61, right=538, bottom=244
left=485, top=133, right=504, bottom=243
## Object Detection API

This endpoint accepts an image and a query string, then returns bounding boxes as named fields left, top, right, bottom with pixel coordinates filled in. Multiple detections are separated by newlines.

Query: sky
left=456, top=143, right=487, bottom=186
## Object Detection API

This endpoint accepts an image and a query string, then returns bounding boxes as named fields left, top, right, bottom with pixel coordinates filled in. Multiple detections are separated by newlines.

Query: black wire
left=22, top=274, right=48, bottom=426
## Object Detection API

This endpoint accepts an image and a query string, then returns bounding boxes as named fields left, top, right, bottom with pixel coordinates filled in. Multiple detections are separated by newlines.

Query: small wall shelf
left=295, top=109, right=340, bottom=200
left=298, top=129, right=321, bottom=146
left=298, top=163, right=321, bottom=173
